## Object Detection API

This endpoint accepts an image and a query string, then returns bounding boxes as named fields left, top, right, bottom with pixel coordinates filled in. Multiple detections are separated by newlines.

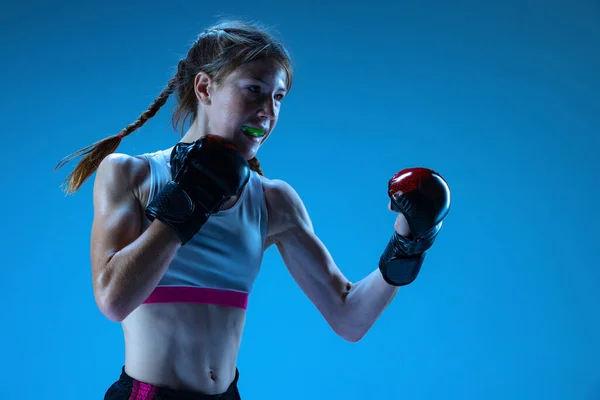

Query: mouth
left=241, top=125, right=267, bottom=139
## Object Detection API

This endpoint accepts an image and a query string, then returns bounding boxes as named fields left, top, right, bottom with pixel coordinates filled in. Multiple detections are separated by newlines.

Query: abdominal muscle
left=121, top=303, right=246, bottom=394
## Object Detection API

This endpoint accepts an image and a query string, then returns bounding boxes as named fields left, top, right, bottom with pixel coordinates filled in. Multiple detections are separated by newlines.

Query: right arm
left=91, top=138, right=251, bottom=322
left=90, top=154, right=181, bottom=322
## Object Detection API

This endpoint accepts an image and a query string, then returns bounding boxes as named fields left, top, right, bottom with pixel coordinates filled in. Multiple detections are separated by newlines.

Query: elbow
left=98, top=298, right=129, bottom=322
left=338, top=327, right=367, bottom=343
left=328, top=312, right=367, bottom=343
left=94, top=273, right=129, bottom=322
left=96, top=291, right=129, bottom=322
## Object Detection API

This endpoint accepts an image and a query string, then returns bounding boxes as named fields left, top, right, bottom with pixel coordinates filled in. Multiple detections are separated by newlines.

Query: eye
left=275, top=94, right=285, bottom=101
left=247, top=85, right=261, bottom=93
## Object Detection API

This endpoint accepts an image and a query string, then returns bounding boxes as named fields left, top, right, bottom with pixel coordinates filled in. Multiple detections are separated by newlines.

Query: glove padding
left=379, top=167, right=451, bottom=286
left=145, top=135, right=250, bottom=244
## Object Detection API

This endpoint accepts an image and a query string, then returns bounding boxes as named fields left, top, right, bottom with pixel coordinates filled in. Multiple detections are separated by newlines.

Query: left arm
left=264, top=179, right=399, bottom=342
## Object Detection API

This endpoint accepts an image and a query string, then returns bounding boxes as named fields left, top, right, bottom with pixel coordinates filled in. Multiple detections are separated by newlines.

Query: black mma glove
left=379, top=167, right=451, bottom=286
left=145, top=135, right=250, bottom=244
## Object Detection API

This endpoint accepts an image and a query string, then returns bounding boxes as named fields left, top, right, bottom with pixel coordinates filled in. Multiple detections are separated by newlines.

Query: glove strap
left=378, top=232, right=428, bottom=287
left=144, top=182, right=209, bottom=244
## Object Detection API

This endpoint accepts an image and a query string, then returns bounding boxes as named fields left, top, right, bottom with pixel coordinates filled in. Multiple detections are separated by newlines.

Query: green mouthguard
left=242, top=126, right=266, bottom=138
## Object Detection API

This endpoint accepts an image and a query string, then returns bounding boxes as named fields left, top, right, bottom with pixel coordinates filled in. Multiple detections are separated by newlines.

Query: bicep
left=90, top=155, right=144, bottom=283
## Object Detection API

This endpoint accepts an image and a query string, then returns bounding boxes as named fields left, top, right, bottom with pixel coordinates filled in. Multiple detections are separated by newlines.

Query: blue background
left=1, top=0, right=599, bottom=399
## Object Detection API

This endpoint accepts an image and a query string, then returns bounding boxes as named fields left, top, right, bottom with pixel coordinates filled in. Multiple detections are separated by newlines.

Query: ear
left=193, top=72, right=213, bottom=105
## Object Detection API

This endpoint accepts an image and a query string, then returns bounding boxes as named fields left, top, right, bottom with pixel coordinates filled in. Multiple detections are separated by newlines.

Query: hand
left=379, top=167, right=451, bottom=286
left=171, top=134, right=250, bottom=212
left=389, top=201, right=411, bottom=237
left=145, top=135, right=251, bottom=245
left=388, top=167, right=451, bottom=245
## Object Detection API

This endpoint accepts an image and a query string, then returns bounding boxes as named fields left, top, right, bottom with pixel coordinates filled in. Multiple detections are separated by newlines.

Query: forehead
left=227, top=58, right=288, bottom=88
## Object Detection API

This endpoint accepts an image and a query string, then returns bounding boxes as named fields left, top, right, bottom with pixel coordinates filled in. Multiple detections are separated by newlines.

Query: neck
left=180, top=118, right=207, bottom=143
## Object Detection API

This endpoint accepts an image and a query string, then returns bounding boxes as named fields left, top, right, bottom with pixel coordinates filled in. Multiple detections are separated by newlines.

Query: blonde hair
left=55, top=19, right=293, bottom=194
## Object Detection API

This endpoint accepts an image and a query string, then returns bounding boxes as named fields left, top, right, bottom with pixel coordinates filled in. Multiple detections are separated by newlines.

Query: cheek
left=216, top=95, right=247, bottom=124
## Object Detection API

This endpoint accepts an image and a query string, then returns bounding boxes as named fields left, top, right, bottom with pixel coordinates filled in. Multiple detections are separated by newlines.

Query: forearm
left=96, top=220, right=181, bottom=321
left=341, top=268, right=399, bottom=341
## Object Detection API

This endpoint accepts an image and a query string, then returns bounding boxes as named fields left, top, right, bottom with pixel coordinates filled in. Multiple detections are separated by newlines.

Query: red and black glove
left=379, top=167, right=451, bottom=286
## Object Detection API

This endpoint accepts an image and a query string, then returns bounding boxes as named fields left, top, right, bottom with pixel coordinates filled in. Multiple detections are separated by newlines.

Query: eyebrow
left=249, top=76, right=287, bottom=92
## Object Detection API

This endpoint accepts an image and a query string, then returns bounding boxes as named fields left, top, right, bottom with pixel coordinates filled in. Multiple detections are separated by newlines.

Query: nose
left=257, top=96, right=277, bottom=120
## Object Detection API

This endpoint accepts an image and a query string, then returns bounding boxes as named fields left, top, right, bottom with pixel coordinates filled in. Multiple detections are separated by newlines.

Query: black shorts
left=104, top=367, right=242, bottom=400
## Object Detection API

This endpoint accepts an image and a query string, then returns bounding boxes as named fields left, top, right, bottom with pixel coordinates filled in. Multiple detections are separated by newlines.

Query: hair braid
left=248, top=157, right=263, bottom=175
left=120, top=78, right=178, bottom=140
left=54, top=78, right=178, bottom=194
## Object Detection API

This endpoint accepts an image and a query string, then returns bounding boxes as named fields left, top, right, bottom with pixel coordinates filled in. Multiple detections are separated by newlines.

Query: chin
left=235, top=138, right=261, bottom=160
left=243, top=148, right=258, bottom=161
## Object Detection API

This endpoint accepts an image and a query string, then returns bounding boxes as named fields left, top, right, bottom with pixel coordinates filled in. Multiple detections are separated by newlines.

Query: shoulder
left=259, top=176, right=313, bottom=240
left=259, top=176, right=307, bottom=218
left=94, top=153, right=150, bottom=203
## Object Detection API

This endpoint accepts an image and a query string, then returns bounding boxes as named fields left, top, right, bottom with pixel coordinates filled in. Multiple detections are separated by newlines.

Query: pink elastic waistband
left=142, top=286, right=249, bottom=310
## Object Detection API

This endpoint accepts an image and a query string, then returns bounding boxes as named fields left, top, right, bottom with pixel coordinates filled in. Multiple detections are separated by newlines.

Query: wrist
left=378, top=232, right=427, bottom=287
left=145, top=182, right=210, bottom=245
left=149, top=219, right=185, bottom=248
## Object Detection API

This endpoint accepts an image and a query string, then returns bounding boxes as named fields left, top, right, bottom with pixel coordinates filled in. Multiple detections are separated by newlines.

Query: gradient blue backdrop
left=2, top=0, right=599, bottom=399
